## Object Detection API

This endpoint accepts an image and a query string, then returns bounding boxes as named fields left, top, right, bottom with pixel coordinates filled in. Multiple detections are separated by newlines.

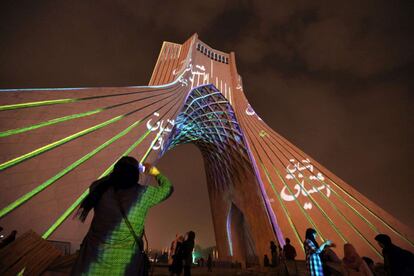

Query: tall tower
left=0, top=34, right=412, bottom=266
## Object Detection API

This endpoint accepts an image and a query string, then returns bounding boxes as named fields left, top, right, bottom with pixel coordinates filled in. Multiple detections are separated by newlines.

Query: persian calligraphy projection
left=0, top=34, right=413, bottom=266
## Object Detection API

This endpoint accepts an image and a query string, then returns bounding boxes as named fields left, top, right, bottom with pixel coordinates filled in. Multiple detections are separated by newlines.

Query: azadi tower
left=0, top=34, right=412, bottom=266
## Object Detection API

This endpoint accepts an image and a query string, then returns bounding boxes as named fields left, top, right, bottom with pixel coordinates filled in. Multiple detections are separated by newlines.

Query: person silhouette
left=375, top=234, right=414, bottom=276
left=263, top=254, right=270, bottom=267
left=270, top=241, right=278, bottom=266
left=182, top=231, right=196, bottom=276
left=283, top=238, right=297, bottom=261
left=207, top=254, right=213, bottom=272
left=170, top=235, right=184, bottom=276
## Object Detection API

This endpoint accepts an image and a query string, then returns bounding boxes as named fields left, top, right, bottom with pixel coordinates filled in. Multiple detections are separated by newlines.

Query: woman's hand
left=143, top=163, right=160, bottom=176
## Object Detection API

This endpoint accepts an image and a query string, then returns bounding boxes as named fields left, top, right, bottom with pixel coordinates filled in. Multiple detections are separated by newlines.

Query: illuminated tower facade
left=0, top=34, right=413, bottom=266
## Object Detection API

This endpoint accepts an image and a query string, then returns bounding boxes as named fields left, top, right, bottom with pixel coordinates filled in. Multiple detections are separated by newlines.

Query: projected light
left=0, top=34, right=412, bottom=274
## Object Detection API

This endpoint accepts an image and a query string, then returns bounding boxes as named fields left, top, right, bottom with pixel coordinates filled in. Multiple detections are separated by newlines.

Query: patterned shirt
left=304, top=239, right=324, bottom=276
left=72, top=174, right=172, bottom=275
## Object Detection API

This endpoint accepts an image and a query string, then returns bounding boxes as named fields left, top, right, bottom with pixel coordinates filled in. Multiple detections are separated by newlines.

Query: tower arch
left=0, top=34, right=413, bottom=266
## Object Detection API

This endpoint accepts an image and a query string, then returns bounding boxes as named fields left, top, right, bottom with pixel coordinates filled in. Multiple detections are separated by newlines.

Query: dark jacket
left=182, top=239, right=195, bottom=266
left=383, top=244, right=414, bottom=276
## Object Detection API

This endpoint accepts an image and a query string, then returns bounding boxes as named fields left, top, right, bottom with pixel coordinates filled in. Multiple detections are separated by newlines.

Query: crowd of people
left=2, top=156, right=413, bottom=276
left=267, top=227, right=414, bottom=276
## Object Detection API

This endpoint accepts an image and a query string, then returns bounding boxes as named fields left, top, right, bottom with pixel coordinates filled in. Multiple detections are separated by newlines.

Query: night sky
left=1, top=1, right=413, bottom=250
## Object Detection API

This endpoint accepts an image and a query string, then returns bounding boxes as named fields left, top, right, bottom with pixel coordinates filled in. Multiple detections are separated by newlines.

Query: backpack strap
left=114, top=191, right=144, bottom=252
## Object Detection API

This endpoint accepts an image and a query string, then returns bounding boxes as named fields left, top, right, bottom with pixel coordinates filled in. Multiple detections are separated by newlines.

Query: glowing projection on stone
left=281, top=158, right=330, bottom=210
left=0, top=34, right=413, bottom=270
left=226, top=206, right=234, bottom=257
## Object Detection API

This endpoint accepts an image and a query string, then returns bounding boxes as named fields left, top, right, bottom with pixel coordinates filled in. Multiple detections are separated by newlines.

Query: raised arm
left=144, top=164, right=173, bottom=207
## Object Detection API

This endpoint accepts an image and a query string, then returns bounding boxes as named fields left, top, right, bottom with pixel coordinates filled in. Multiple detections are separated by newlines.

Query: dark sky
left=1, top=1, right=413, bottom=249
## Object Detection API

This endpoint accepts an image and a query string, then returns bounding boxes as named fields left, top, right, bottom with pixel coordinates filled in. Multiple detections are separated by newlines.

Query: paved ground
left=42, top=259, right=307, bottom=275
left=150, top=265, right=293, bottom=276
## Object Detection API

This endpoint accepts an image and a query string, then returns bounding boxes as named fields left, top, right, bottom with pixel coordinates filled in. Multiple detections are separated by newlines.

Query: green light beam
left=328, top=178, right=414, bottom=248
left=42, top=189, right=89, bottom=239
left=261, top=123, right=414, bottom=247
left=261, top=163, right=305, bottom=254
left=0, top=119, right=144, bottom=218
left=243, top=112, right=335, bottom=242
left=0, top=115, right=123, bottom=171
left=273, top=160, right=348, bottom=243
left=42, top=88, right=187, bottom=238
left=261, top=135, right=382, bottom=256
left=0, top=85, right=180, bottom=170
left=240, top=114, right=324, bottom=240
left=0, top=88, right=178, bottom=138
left=0, top=83, right=178, bottom=112
left=42, top=126, right=163, bottom=239
left=314, top=181, right=382, bottom=257
left=41, top=128, right=153, bottom=239
left=255, top=124, right=383, bottom=236
left=0, top=109, right=102, bottom=138
left=0, top=98, right=77, bottom=111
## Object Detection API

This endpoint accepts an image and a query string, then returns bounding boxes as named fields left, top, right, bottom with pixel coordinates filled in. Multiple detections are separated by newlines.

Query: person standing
left=304, top=228, right=332, bottom=276
left=270, top=241, right=278, bottom=267
left=283, top=238, right=297, bottom=261
left=169, top=234, right=179, bottom=266
left=375, top=234, right=414, bottom=276
left=263, top=254, right=270, bottom=267
left=170, top=235, right=184, bottom=276
left=283, top=238, right=298, bottom=276
left=207, top=253, right=213, bottom=272
left=182, top=231, right=196, bottom=276
left=71, top=157, right=173, bottom=276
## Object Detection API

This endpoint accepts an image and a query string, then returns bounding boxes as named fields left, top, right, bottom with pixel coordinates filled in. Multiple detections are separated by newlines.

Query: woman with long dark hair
left=304, top=228, right=332, bottom=276
left=71, top=156, right=173, bottom=275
